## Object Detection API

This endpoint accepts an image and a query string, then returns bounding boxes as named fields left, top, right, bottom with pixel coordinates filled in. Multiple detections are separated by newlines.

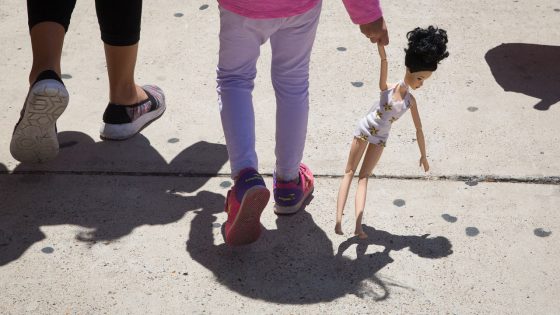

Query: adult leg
left=10, top=1, right=74, bottom=163
left=95, top=0, right=146, bottom=105
left=335, top=138, right=368, bottom=235
left=26, top=0, right=76, bottom=82
left=354, top=143, right=384, bottom=238
left=28, top=23, right=65, bottom=84
left=96, top=0, right=166, bottom=140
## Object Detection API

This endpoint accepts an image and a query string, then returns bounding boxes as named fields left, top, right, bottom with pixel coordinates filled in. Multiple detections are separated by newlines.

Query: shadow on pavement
left=10, top=131, right=223, bottom=174
left=485, top=43, right=560, bottom=111
left=2, top=132, right=453, bottom=304
left=187, top=205, right=453, bottom=304
left=0, top=132, right=228, bottom=266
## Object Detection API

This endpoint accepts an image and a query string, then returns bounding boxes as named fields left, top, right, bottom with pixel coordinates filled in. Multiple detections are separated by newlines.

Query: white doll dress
left=353, top=81, right=412, bottom=147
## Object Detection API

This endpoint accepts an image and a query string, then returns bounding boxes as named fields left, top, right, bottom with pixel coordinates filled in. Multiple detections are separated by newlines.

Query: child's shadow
left=0, top=131, right=228, bottom=266
left=186, top=206, right=453, bottom=304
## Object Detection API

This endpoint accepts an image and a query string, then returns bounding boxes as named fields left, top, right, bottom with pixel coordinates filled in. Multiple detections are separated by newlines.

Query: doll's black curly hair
left=405, top=26, right=449, bottom=73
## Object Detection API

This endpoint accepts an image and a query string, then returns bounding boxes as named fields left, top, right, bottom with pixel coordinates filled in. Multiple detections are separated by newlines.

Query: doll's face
left=405, top=69, right=433, bottom=90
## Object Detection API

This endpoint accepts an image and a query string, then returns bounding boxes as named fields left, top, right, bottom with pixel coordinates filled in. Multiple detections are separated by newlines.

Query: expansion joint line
left=0, top=170, right=559, bottom=185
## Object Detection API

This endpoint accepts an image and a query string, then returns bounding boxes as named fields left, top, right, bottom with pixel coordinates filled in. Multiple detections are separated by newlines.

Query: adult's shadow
left=485, top=43, right=560, bottom=111
left=12, top=131, right=225, bottom=175
left=0, top=131, right=228, bottom=266
left=187, top=206, right=453, bottom=304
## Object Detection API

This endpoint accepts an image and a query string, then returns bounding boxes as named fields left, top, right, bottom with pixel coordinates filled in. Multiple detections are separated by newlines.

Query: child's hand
left=419, top=156, right=430, bottom=172
left=360, top=16, right=389, bottom=45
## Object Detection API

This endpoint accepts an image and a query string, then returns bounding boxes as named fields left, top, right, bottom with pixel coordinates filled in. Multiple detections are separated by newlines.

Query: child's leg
left=217, top=8, right=280, bottom=178
left=355, top=144, right=384, bottom=238
left=270, top=2, right=321, bottom=181
left=336, top=138, right=368, bottom=234
left=217, top=9, right=281, bottom=244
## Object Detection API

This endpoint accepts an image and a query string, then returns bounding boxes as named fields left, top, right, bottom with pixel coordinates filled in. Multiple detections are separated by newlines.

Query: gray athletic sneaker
left=10, top=70, right=69, bottom=163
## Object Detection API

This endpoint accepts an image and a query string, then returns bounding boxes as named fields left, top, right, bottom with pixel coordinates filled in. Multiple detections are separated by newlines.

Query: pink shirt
left=217, top=0, right=382, bottom=24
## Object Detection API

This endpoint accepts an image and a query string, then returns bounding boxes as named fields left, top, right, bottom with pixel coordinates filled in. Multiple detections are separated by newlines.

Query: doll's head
left=404, top=26, right=449, bottom=89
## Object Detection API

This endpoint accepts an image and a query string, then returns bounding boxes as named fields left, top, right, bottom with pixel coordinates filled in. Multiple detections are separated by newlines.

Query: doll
left=335, top=26, right=449, bottom=239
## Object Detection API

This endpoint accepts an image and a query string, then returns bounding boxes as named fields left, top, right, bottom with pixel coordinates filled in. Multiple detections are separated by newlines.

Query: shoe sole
left=99, top=102, right=166, bottom=141
left=10, top=80, right=69, bottom=163
left=274, top=186, right=314, bottom=215
left=226, top=186, right=270, bottom=246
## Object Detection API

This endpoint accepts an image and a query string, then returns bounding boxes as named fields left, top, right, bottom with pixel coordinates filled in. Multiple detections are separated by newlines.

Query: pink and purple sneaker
left=224, top=168, right=270, bottom=245
left=273, top=163, right=315, bottom=214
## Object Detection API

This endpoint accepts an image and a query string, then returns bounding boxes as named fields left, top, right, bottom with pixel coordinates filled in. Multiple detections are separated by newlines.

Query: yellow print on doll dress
left=353, top=81, right=412, bottom=147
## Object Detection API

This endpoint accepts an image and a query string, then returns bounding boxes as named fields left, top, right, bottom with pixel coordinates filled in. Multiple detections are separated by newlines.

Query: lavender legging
left=217, top=2, right=321, bottom=180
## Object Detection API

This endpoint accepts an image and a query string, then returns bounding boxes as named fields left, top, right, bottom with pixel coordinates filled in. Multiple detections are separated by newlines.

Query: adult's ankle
left=29, top=67, right=61, bottom=85
left=109, top=83, right=147, bottom=105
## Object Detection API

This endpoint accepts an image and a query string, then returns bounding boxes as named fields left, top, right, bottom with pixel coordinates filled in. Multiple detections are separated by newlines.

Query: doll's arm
left=377, top=43, right=388, bottom=91
left=410, top=97, right=430, bottom=172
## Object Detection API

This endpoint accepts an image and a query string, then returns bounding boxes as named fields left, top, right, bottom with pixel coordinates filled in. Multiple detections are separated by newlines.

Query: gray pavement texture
left=0, top=0, right=559, bottom=314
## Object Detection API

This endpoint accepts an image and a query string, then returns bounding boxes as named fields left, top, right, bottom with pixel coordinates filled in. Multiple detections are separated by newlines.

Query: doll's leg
left=354, top=143, right=384, bottom=238
left=335, top=138, right=368, bottom=235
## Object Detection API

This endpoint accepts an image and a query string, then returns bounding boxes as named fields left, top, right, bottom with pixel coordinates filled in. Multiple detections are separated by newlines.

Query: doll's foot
left=355, top=230, right=368, bottom=239
left=335, top=223, right=343, bottom=235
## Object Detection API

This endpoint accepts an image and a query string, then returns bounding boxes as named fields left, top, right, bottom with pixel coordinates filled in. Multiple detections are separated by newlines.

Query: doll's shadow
left=335, top=225, right=453, bottom=300
left=485, top=43, right=560, bottom=111
left=0, top=131, right=228, bottom=266
left=187, top=207, right=453, bottom=304
left=336, top=225, right=453, bottom=260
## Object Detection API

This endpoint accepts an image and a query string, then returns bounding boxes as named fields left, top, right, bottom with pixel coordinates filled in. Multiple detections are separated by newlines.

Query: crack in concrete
left=0, top=170, right=559, bottom=185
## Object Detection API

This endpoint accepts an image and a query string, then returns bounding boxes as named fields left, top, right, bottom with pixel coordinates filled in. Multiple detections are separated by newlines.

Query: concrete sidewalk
left=1, top=0, right=559, bottom=314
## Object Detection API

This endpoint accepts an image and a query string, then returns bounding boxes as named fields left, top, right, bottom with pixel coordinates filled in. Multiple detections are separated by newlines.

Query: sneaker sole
left=10, top=80, right=69, bottom=163
left=274, top=186, right=314, bottom=215
left=226, top=186, right=270, bottom=246
left=99, top=102, right=166, bottom=141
